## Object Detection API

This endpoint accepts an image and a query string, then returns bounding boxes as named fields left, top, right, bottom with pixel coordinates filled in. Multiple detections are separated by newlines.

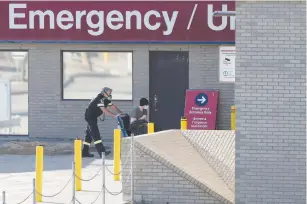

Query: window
left=62, top=51, right=133, bottom=100
left=0, top=51, right=28, bottom=135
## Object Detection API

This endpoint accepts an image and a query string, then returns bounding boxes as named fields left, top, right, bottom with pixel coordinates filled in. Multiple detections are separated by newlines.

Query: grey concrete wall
left=1, top=44, right=234, bottom=140
left=235, top=1, right=306, bottom=203
left=182, top=130, right=235, bottom=192
left=121, top=138, right=225, bottom=204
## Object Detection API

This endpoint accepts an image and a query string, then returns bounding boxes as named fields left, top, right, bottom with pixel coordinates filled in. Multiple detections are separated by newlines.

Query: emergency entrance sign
left=184, top=89, right=219, bottom=130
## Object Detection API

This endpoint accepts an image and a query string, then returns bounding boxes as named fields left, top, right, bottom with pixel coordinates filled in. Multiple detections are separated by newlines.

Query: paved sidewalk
left=0, top=155, right=128, bottom=204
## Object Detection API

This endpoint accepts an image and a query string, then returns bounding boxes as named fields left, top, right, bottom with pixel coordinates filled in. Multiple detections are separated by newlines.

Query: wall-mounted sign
left=0, top=1, right=235, bottom=43
left=219, top=46, right=235, bottom=83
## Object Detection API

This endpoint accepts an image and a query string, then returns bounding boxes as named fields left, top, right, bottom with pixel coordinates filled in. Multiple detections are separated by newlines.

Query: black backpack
left=118, top=113, right=131, bottom=136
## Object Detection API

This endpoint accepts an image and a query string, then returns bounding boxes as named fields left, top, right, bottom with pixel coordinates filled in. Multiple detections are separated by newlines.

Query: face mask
left=144, top=105, right=148, bottom=109
left=104, top=91, right=112, bottom=100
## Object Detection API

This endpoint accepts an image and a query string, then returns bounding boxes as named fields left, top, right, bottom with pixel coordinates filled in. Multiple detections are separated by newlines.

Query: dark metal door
left=149, top=51, right=189, bottom=131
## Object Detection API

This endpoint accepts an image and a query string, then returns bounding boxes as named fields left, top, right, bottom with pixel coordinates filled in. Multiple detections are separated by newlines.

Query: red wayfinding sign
left=0, top=1, right=235, bottom=43
left=184, top=89, right=219, bottom=130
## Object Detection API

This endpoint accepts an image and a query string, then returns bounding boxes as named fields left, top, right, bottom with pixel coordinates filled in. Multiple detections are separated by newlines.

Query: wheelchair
left=117, top=113, right=148, bottom=137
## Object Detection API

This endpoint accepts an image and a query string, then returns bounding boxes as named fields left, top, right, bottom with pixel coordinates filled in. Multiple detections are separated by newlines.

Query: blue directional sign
left=195, top=93, right=208, bottom=106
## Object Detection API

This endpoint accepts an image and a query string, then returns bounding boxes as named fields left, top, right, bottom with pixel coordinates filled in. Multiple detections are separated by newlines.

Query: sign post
left=184, top=89, right=219, bottom=130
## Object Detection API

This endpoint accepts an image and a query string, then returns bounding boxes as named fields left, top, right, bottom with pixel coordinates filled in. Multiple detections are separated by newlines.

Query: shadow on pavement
left=0, top=154, right=100, bottom=174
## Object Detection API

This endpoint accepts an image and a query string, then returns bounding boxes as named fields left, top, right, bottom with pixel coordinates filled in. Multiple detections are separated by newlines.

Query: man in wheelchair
left=117, top=98, right=149, bottom=136
left=129, top=98, right=149, bottom=135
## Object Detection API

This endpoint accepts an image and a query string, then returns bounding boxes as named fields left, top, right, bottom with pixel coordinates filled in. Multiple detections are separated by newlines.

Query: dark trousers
left=83, top=117, right=106, bottom=156
left=130, top=119, right=148, bottom=136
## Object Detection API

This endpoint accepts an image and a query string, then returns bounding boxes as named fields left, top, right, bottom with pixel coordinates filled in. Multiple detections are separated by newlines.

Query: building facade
left=0, top=1, right=235, bottom=140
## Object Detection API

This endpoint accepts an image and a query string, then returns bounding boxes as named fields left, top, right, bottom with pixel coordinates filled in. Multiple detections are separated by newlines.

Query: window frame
left=60, top=50, right=134, bottom=101
left=0, top=49, right=29, bottom=136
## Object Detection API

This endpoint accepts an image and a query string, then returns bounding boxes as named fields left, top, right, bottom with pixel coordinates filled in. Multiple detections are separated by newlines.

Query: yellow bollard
left=81, top=52, right=88, bottom=65
left=103, top=52, right=108, bottom=65
left=181, top=117, right=187, bottom=130
left=148, top=122, right=155, bottom=134
left=35, top=146, right=44, bottom=202
left=74, top=139, right=82, bottom=191
left=231, top=106, right=236, bottom=130
left=114, top=129, right=121, bottom=181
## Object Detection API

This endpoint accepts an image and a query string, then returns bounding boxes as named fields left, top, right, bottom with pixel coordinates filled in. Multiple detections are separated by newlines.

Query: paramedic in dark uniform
left=82, top=87, right=122, bottom=158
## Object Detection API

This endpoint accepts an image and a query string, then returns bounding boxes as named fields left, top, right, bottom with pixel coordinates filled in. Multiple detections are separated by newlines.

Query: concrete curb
left=0, top=141, right=74, bottom=155
left=0, top=140, right=113, bottom=155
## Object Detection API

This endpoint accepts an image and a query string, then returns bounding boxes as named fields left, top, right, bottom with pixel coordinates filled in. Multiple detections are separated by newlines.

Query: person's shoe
left=82, top=149, right=94, bottom=158
left=82, top=152, right=94, bottom=158
left=105, top=149, right=111, bottom=156
left=99, top=149, right=111, bottom=158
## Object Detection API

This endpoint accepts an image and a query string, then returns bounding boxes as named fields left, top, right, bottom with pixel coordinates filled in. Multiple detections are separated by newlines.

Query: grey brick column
left=235, top=1, right=306, bottom=204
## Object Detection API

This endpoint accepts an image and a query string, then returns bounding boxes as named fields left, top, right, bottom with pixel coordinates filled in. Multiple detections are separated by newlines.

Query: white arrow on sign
left=197, top=96, right=206, bottom=104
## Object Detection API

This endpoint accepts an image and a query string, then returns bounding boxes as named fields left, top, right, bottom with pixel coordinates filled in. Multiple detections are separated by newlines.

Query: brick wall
left=235, top=1, right=306, bottom=203
left=1, top=43, right=233, bottom=140
left=182, top=130, right=235, bottom=192
left=121, top=138, right=225, bottom=204
left=189, top=45, right=234, bottom=130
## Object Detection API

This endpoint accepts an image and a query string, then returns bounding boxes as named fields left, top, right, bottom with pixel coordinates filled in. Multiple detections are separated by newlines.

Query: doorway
left=149, top=51, right=189, bottom=131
